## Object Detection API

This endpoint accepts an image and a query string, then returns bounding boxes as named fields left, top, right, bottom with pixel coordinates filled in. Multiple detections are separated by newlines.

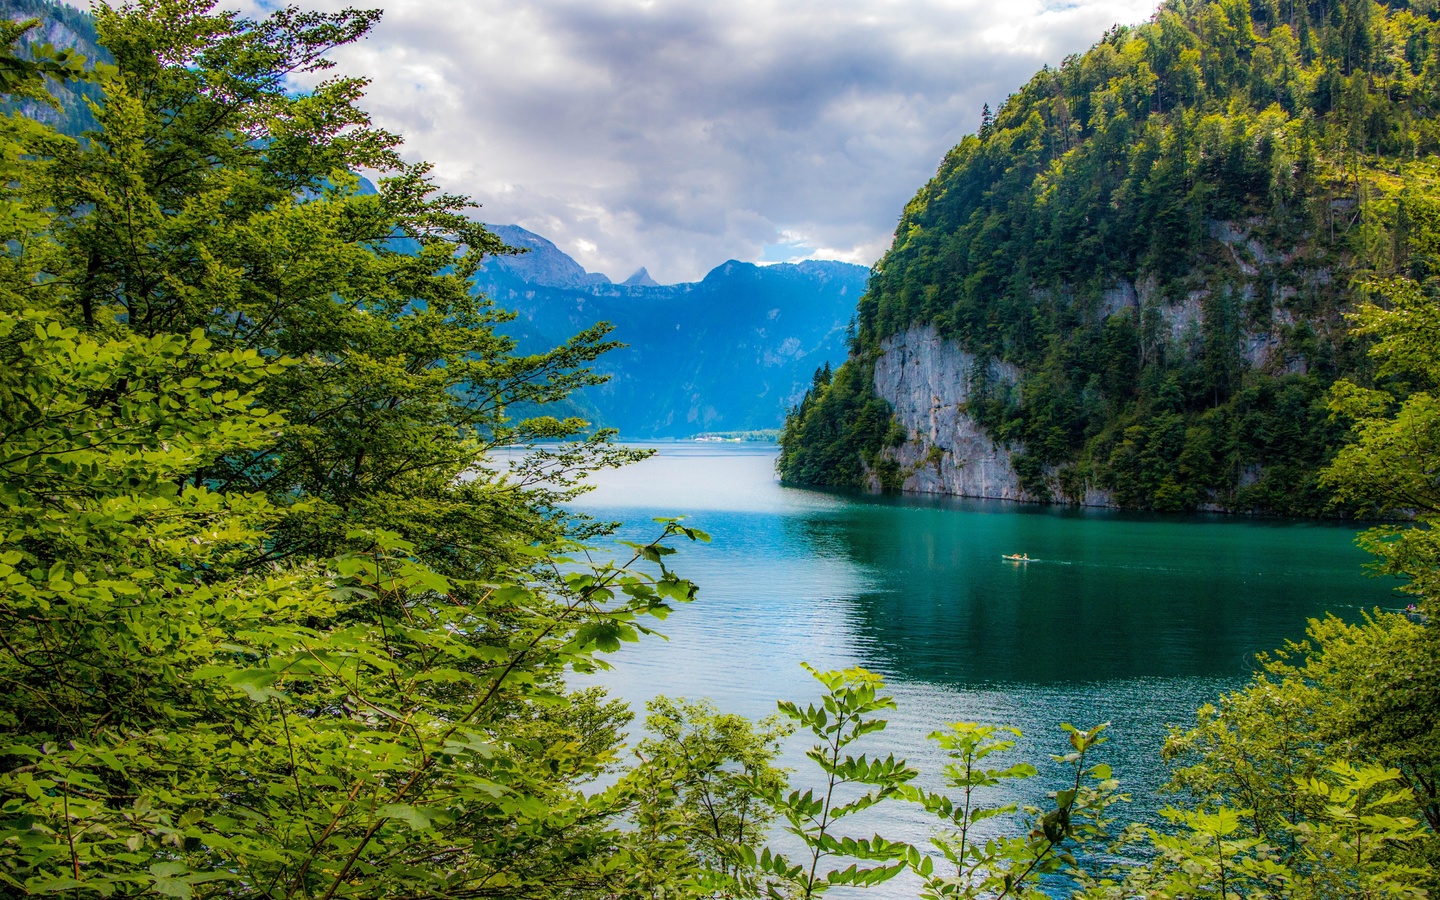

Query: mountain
left=621, top=267, right=660, bottom=287
left=1, top=0, right=104, bottom=135
left=477, top=225, right=869, bottom=437
left=779, top=0, right=1435, bottom=516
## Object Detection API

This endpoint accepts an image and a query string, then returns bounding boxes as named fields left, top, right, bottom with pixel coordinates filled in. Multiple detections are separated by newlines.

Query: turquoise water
left=570, top=442, right=1397, bottom=895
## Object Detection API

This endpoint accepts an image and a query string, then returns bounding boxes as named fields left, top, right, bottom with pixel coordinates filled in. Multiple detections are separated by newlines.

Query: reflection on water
left=567, top=442, right=1396, bottom=897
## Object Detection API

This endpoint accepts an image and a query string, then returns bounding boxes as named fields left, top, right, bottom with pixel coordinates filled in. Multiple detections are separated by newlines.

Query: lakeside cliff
left=780, top=0, right=1433, bottom=515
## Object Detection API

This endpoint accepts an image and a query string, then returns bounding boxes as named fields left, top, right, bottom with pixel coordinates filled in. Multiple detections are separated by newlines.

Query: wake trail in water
left=1001, top=558, right=1216, bottom=575
left=1002, top=557, right=1373, bottom=582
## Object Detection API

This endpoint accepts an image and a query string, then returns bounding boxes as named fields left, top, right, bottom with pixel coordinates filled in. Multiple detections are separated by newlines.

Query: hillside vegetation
left=781, top=0, right=1440, bottom=514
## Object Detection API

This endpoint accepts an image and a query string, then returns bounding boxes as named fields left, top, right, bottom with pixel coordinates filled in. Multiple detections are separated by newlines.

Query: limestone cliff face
left=867, top=326, right=1046, bottom=501
left=864, top=218, right=1324, bottom=507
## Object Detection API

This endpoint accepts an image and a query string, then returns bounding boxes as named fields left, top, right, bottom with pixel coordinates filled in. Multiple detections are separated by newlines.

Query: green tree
left=29, top=0, right=639, bottom=570
left=616, top=698, right=792, bottom=899
left=1325, top=274, right=1440, bottom=603
left=907, top=722, right=1122, bottom=900
left=0, top=6, right=711, bottom=898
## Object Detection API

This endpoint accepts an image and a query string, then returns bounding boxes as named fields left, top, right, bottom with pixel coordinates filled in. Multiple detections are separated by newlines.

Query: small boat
left=1002, top=553, right=1032, bottom=562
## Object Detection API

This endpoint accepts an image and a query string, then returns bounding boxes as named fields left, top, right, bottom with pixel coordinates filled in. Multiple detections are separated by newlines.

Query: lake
left=568, top=442, right=1397, bottom=895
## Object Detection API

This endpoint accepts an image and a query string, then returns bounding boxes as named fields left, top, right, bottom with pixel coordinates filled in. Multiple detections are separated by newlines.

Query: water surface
left=569, top=443, right=1396, bottom=894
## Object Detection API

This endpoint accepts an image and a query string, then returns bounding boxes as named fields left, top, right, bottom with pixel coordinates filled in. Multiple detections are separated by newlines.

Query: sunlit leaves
left=760, top=665, right=918, bottom=897
left=1093, top=764, right=1432, bottom=899
left=609, top=697, right=791, bottom=898
left=909, top=722, right=1122, bottom=900
left=1148, top=611, right=1440, bottom=899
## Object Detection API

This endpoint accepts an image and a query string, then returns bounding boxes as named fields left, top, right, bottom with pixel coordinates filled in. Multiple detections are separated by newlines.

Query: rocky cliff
left=866, top=214, right=1331, bottom=504
left=866, top=326, right=1034, bottom=499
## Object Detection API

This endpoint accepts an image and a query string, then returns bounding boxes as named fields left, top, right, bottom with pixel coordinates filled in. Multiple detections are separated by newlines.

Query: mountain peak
left=621, top=266, right=660, bottom=287
left=481, top=224, right=612, bottom=289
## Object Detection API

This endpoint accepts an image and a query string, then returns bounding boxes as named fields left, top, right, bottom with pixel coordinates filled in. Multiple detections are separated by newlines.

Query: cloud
left=233, top=0, right=1158, bottom=282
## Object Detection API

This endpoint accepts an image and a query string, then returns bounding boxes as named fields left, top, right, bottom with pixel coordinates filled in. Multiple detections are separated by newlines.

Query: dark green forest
left=781, top=0, right=1440, bottom=514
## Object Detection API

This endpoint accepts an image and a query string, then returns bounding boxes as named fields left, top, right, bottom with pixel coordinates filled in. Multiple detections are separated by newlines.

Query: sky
left=231, top=0, right=1160, bottom=284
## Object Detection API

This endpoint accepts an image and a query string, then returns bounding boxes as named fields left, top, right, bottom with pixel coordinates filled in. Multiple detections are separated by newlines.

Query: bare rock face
left=869, top=326, right=1041, bottom=501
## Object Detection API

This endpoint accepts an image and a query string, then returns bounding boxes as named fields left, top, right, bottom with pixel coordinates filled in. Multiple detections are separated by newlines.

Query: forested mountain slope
left=0, top=0, right=102, bottom=133
left=780, top=0, right=1440, bottom=515
left=477, top=225, right=868, bottom=437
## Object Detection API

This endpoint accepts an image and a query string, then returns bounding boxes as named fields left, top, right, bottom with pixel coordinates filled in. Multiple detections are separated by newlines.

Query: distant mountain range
left=0, top=0, right=870, bottom=440
left=478, top=225, right=869, bottom=438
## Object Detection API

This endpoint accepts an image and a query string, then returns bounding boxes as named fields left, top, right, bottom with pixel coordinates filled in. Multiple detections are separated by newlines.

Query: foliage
left=615, top=697, right=792, bottom=898
left=753, top=665, right=920, bottom=896
left=27, top=0, right=643, bottom=568
left=0, top=266, right=712, bottom=898
left=613, top=665, right=1431, bottom=900
left=1159, top=612, right=1440, bottom=893
left=0, top=5, right=712, bottom=898
left=780, top=0, right=1440, bottom=513
left=0, top=11, right=104, bottom=99
left=737, top=668, right=1124, bottom=900
left=907, top=722, right=1123, bottom=900
left=1079, top=763, right=1432, bottom=898
left=777, top=361, right=905, bottom=489
left=1324, top=272, right=1440, bottom=600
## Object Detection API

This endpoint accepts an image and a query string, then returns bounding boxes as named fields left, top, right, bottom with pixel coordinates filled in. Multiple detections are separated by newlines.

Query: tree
left=616, top=698, right=792, bottom=898
left=1324, top=274, right=1440, bottom=603
left=0, top=5, right=710, bottom=897
left=30, top=0, right=640, bottom=571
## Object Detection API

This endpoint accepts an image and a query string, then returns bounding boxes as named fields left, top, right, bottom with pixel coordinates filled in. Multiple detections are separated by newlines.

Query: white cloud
left=230, top=0, right=1158, bottom=282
